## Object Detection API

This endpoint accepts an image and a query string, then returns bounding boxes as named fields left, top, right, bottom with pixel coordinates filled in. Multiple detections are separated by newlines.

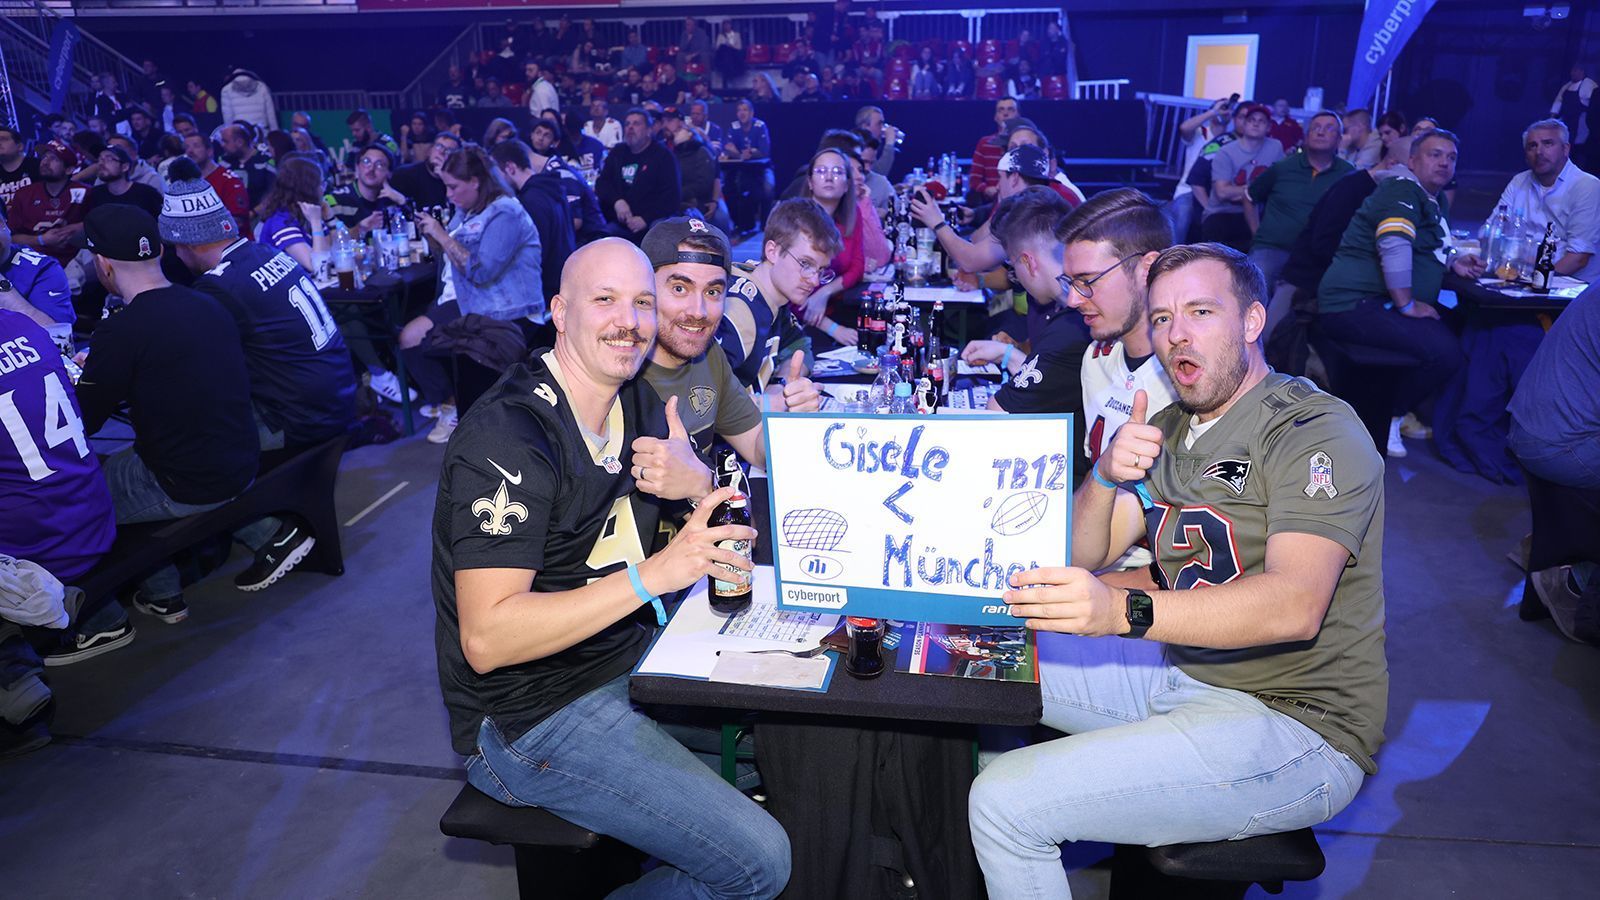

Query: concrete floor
left=3, top=411, right=1598, bottom=898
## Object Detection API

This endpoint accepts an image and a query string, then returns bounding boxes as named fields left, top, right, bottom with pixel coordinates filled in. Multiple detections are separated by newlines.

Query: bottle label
left=712, top=538, right=752, bottom=595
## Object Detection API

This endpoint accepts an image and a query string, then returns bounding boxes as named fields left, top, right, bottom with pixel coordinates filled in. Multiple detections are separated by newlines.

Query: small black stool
left=1518, top=469, right=1600, bottom=623
left=1109, top=828, right=1326, bottom=899
left=439, top=784, right=642, bottom=900
left=1311, top=332, right=1413, bottom=455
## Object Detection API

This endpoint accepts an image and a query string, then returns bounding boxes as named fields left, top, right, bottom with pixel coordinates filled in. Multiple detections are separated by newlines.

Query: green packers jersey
left=1145, top=372, right=1389, bottom=773
left=1317, top=174, right=1452, bottom=314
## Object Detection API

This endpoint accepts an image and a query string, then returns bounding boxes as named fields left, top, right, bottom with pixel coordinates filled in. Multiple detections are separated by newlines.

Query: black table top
left=1446, top=271, right=1578, bottom=314
left=321, top=261, right=439, bottom=304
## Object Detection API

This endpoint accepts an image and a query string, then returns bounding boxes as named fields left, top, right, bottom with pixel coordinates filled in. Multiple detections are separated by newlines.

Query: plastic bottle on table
left=888, top=381, right=916, bottom=415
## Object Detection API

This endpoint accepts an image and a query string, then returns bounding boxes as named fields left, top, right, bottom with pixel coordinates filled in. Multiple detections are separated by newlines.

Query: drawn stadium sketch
left=781, top=508, right=849, bottom=551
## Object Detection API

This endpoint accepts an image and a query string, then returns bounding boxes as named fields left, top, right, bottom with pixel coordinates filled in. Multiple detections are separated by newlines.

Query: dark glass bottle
left=707, top=449, right=753, bottom=615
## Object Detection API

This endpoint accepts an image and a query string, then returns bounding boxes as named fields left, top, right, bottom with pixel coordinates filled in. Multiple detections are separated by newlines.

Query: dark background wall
left=77, top=1, right=1600, bottom=176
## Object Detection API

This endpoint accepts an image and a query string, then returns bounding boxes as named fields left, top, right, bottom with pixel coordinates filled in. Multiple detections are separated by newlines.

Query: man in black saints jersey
left=432, top=237, right=790, bottom=898
left=969, top=244, right=1388, bottom=898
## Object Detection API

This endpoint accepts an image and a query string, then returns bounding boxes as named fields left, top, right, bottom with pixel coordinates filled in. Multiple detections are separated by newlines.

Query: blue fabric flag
left=1346, top=0, right=1438, bottom=111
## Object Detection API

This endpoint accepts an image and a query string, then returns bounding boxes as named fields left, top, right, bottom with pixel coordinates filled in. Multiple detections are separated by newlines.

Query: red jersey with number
left=6, top=181, right=89, bottom=265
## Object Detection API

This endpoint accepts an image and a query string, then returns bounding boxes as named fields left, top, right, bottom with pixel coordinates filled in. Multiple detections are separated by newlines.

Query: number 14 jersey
left=1143, top=372, right=1389, bottom=774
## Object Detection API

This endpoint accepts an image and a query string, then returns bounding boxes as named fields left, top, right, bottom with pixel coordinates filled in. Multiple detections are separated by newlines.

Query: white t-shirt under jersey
left=1081, top=338, right=1179, bottom=571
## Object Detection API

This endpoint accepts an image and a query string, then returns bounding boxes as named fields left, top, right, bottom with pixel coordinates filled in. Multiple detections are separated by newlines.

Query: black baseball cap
left=642, top=216, right=730, bottom=274
left=72, top=204, right=163, bottom=261
left=998, top=144, right=1051, bottom=181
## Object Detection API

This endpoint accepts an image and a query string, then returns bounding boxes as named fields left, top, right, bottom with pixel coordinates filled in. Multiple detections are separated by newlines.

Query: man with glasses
left=970, top=187, right=1091, bottom=419
left=718, top=199, right=837, bottom=404
left=326, top=146, right=406, bottom=238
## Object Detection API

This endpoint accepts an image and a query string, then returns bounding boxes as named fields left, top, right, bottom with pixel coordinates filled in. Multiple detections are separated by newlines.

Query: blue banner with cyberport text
left=762, top=412, right=1073, bottom=625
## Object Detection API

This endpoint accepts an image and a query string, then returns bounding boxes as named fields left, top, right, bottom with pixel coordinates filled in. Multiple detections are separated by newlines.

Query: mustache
left=600, top=329, right=646, bottom=344
left=671, top=317, right=715, bottom=330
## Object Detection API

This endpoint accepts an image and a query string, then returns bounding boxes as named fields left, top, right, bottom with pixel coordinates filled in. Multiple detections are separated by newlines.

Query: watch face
left=1127, top=590, right=1154, bottom=627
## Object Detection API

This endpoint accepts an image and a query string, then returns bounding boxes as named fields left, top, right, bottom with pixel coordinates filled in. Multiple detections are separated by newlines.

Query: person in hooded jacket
left=220, top=70, right=278, bottom=135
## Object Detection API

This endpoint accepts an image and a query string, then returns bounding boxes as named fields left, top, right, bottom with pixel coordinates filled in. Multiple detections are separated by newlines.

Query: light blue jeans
left=969, top=634, right=1365, bottom=899
left=466, top=674, right=791, bottom=900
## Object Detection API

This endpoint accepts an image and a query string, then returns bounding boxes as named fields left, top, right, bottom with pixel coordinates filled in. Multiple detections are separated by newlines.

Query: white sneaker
left=1399, top=411, right=1432, bottom=440
left=427, top=404, right=458, bottom=444
left=368, top=370, right=418, bottom=405
left=1386, top=417, right=1408, bottom=457
left=420, top=403, right=441, bottom=420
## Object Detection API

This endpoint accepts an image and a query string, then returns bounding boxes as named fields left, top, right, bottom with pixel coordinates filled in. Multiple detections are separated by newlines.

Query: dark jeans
left=727, top=164, right=775, bottom=233
left=1510, top=421, right=1600, bottom=490
left=1200, top=212, right=1253, bottom=253
left=1317, top=298, right=1465, bottom=415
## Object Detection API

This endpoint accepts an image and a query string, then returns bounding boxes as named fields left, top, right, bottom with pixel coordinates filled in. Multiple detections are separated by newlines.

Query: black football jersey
left=432, top=351, right=672, bottom=754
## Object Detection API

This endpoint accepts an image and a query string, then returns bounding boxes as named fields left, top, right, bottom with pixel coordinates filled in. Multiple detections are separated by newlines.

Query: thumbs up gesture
left=1097, top=390, right=1166, bottom=486
left=778, top=351, right=821, bottom=412
left=631, top=395, right=715, bottom=503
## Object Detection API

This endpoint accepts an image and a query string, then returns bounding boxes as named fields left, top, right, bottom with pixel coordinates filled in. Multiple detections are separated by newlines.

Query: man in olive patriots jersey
left=969, top=243, right=1388, bottom=899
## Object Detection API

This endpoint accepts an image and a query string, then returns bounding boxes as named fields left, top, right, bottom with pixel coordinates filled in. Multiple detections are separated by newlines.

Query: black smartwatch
left=1120, top=589, right=1153, bottom=639
left=0, top=276, right=13, bottom=294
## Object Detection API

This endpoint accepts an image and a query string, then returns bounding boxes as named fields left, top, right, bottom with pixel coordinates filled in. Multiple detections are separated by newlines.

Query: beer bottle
left=707, top=449, right=754, bottom=615
left=1533, top=222, right=1557, bottom=291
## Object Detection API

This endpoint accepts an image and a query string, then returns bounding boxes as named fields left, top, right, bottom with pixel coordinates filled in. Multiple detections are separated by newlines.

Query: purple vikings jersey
left=0, top=310, right=114, bottom=581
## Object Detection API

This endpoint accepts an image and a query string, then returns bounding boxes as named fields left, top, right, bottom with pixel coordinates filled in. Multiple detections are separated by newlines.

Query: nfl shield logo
left=602, top=455, right=622, bottom=474
left=688, top=219, right=708, bottom=233
left=1304, top=451, right=1337, bottom=499
left=138, top=237, right=152, bottom=258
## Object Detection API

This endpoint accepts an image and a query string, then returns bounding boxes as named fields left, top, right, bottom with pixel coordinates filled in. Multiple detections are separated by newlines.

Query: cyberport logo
left=799, top=554, right=842, bottom=580
left=784, top=585, right=848, bottom=610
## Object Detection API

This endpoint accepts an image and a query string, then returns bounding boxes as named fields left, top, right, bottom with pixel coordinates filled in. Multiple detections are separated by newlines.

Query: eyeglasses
left=784, top=248, right=836, bottom=285
left=811, top=165, right=847, bottom=179
left=358, top=157, right=389, bottom=169
left=1057, top=252, right=1142, bottom=300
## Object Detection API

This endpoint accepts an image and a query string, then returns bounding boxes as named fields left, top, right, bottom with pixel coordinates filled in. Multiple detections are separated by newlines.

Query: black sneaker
left=132, top=592, right=190, bottom=625
left=42, top=622, right=136, bottom=667
left=234, top=522, right=317, bottom=592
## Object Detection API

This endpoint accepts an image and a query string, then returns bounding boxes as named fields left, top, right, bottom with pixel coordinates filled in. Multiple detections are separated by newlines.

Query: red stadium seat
left=884, top=78, right=910, bottom=101
left=1005, top=39, right=1020, bottom=60
left=646, top=47, right=659, bottom=66
left=978, top=38, right=1003, bottom=66
left=774, top=42, right=795, bottom=64
left=976, top=74, right=1004, bottom=100
left=886, top=58, right=911, bottom=79
left=952, top=40, right=972, bottom=58
left=1043, top=75, right=1068, bottom=100
left=746, top=43, right=771, bottom=65
left=684, top=60, right=707, bottom=77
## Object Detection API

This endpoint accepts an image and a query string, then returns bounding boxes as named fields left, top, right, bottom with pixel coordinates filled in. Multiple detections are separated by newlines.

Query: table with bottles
left=318, top=205, right=442, bottom=436
left=1467, top=207, right=1588, bottom=313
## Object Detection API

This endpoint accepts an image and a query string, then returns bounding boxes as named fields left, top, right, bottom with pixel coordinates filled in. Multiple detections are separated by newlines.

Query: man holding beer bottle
left=432, top=238, right=789, bottom=898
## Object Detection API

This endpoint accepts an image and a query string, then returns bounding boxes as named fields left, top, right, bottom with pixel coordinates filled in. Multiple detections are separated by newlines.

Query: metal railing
left=1076, top=79, right=1130, bottom=101
left=0, top=0, right=147, bottom=112
left=1139, top=92, right=1216, bottom=180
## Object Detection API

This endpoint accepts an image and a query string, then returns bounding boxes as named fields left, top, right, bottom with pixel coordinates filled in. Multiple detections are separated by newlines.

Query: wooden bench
left=69, top=435, right=349, bottom=624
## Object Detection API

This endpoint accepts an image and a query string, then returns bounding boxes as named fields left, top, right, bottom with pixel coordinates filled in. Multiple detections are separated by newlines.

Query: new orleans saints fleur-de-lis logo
left=472, top=480, right=528, bottom=536
left=1012, top=356, right=1042, bottom=388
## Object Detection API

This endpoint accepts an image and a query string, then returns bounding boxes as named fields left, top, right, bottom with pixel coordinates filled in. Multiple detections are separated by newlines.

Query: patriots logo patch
left=1202, top=459, right=1252, bottom=495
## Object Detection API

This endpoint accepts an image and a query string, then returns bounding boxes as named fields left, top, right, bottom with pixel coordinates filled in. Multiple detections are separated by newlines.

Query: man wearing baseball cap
left=6, top=142, right=90, bottom=267
left=906, top=142, right=1056, bottom=288
left=48, top=205, right=258, bottom=662
left=161, top=174, right=355, bottom=593
left=630, top=218, right=819, bottom=499
left=1203, top=100, right=1284, bottom=251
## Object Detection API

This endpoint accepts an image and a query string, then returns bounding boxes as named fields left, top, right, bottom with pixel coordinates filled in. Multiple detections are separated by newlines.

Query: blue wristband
left=1092, top=467, right=1117, bottom=490
left=627, top=564, right=666, bottom=626
left=825, top=321, right=838, bottom=338
left=1001, top=345, right=1014, bottom=370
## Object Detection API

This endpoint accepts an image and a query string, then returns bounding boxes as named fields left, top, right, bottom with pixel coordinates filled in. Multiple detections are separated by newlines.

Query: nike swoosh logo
left=487, top=458, right=522, bottom=484
left=48, top=291, right=65, bottom=297
left=1398, top=202, right=1415, bottom=210
left=1293, top=413, right=1327, bottom=427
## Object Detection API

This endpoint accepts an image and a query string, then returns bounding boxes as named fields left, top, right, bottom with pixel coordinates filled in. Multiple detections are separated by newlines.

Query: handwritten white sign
left=762, top=413, right=1074, bottom=624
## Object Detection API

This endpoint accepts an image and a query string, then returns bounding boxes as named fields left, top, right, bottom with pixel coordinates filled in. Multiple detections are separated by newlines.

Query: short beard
left=1172, top=340, right=1248, bottom=416
left=656, top=318, right=714, bottom=363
